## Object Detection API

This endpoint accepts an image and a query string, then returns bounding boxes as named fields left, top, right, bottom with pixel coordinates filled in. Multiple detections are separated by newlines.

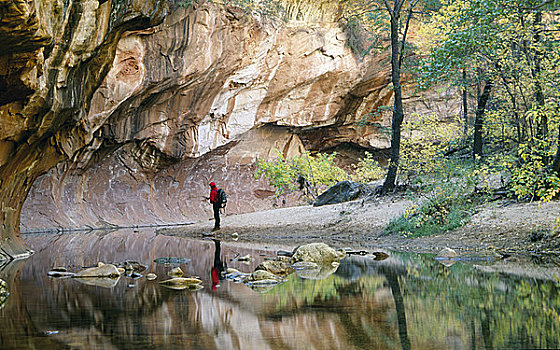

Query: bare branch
left=398, top=0, right=420, bottom=69
left=383, top=0, right=392, bottom=14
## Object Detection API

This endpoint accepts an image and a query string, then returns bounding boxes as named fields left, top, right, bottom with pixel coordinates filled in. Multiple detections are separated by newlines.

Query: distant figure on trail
left=209, top=182, right=221, bottom=231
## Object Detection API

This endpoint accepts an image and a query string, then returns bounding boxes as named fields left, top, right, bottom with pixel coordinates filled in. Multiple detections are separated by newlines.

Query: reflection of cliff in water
left=5, top=230, right=405, bottom=349
left=0, top=230, right=557, bottom=349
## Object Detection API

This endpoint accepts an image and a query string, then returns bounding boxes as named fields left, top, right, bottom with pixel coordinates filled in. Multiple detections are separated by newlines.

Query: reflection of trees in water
left=5, top=232, right=559, bottom=349
left=400, top=253, right=560, bottom=350
left=257, top=253, right=560, bottom=350
left=254, top=257, right=411, bottom=350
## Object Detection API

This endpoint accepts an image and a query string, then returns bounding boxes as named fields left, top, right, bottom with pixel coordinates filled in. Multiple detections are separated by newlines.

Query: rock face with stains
left=0, top=0, right=168, bottom=258
left=0, top=1, right=460, bottom=252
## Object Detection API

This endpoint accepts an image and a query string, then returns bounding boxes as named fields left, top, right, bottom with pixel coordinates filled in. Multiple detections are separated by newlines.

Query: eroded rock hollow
left=1, top=0, right=459, bottom=257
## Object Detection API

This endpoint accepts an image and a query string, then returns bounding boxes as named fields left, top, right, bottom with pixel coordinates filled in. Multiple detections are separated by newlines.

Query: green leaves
left=254, top=150, right=347, bottom=200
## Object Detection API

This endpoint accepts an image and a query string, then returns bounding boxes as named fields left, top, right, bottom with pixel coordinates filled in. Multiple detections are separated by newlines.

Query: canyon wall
left=0, top=1, right=460, bottom=249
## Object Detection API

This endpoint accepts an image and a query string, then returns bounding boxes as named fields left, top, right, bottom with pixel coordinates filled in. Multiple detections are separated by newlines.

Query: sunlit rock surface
left=0, top=0, right=168, bottom=256
left=1, top=1, right=460, bottom=236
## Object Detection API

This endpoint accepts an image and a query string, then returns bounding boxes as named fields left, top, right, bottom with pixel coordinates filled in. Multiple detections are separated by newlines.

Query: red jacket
left=210, top=186, right=218, bottom=204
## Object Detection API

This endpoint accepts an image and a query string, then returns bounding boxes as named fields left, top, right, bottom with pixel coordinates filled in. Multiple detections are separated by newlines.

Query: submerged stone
left=225, top=268, right=249, bottom=280
left=50, top=267, right=67, bottom=272
left=129, top=272, right=143, bottom=279
left=146, top=273, right=157, bottom=280
left=277, top=250, right=293, bottom=257
left=154, top=257, right=191, bottom=265
left=248, top=279, right=280, bottom=286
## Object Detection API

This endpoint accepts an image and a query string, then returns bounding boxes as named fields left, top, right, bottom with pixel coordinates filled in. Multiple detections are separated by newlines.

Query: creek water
left=0, top=228, right=558, bottom=349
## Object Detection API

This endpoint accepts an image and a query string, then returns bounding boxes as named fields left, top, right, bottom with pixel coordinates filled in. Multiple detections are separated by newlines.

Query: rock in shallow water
left=436, top=247, right=458, bottom=259
left=255, top=260, right=294, bottom=277
left=73, top=264, right=121, bottom=278
left=168, top=267, right=184, bottom=277
left=291, top=243, right=346, bottom=265
left=47, top=271, right=75, bottom=278
left=159, top=277, right=203, bottom=290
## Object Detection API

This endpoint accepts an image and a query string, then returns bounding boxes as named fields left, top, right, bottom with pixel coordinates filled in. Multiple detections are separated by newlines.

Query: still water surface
left=0, top=228, right=558, bottom=349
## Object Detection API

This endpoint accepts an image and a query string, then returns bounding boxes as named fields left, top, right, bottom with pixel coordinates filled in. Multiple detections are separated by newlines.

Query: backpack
left=217, top=188, right=227, bottom=208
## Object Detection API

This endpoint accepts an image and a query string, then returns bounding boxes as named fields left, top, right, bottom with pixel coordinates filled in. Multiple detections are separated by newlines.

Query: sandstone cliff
left=0, top=0, right=168, bottom=258
left=0, top=1, right=459, bottom=256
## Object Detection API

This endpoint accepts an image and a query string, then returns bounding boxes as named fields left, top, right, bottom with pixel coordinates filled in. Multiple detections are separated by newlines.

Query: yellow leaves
left=398, top=113, right=461, bottom=183
left=255, top=149, right=347, bottom=199
left=351, top=151, right=385, bottom=183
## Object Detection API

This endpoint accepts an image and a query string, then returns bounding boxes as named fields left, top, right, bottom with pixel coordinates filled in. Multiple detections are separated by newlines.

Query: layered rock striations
left=0, top=0, right=168, bottom=258
left=1, top=1, right=460, bottom=249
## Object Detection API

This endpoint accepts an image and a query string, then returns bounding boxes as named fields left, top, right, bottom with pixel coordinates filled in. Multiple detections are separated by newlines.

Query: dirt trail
left=161, top=196, right=560, bottom=254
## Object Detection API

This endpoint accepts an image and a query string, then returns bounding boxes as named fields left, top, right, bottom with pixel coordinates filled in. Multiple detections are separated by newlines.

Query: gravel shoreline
left=158, top=197, right=560, bottom=256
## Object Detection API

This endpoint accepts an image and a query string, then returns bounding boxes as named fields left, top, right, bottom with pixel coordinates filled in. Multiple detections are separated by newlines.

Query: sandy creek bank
left=158, top=196, right=560, bottom=256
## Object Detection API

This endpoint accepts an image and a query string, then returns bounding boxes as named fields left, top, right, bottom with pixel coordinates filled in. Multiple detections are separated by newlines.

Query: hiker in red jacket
left=209, top=182, right=220, bottom=231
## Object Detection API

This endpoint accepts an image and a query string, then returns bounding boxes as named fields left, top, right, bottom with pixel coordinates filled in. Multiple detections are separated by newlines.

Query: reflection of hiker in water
left=211, top=239, right=227, bottom=291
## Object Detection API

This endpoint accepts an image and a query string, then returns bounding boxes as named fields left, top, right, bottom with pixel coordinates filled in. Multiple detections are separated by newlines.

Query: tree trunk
left=462, top=69, right=468, bottom=138
left=551, top=120, right=560, bottom=174
left=387, top=271, right=411, bottom=350
left=473, top=79, right=492, bottom=159
left=382, top=1, right=406, bottom=193
left=532, top=10, right=547, bottom=139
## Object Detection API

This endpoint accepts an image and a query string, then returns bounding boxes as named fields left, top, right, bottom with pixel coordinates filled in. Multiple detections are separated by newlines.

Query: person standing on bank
left=209, top=182, right=221, bottom=231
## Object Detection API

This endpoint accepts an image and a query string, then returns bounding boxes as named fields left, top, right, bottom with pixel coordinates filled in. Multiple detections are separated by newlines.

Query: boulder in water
left=255, top=260, right=294, bottom=277
left=0, top=279, right=7, bottom=310
left=122, top=261, right=147, bottom=272
left=248, top=270, right=283, bottom=282
left=291, top=243, right=346, bottom=265
left=371, top=251, right=390, bottom=261
left=435, top=248, right=458, bottom=267
left=234, top=254, right=253, bottom=262
left=436, top=247, right=458, bottom=259
left=168, top=267, right=184, bottom=277
left=159, top=277, right=203, bottom=290
left=73, top=264, right=121, bottom=278
left=47, top=270, right=75, bottom=278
